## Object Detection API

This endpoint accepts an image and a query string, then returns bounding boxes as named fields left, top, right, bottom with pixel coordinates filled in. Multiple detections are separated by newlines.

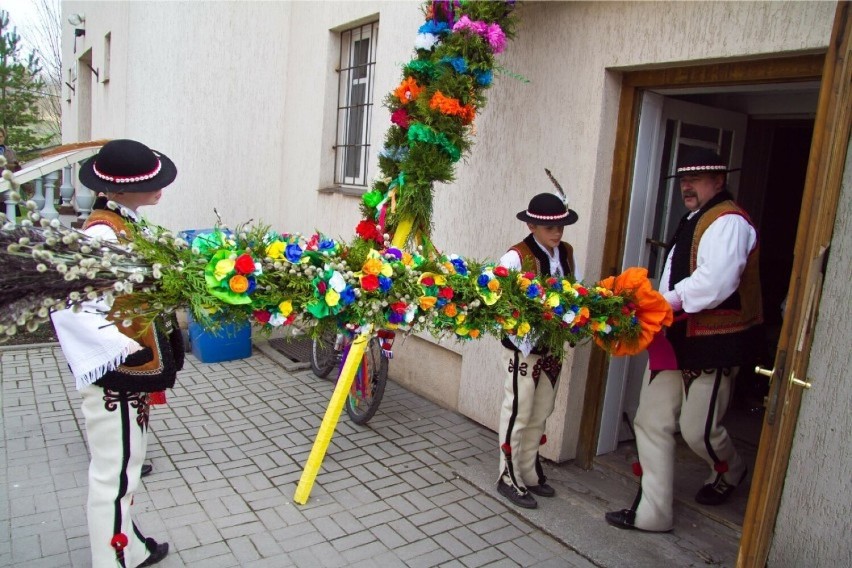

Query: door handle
left=645, top=238, right=667, bottom=249
left=790, top=372, right=812, bottom=389
left=754, top=365, right=774, bottom=378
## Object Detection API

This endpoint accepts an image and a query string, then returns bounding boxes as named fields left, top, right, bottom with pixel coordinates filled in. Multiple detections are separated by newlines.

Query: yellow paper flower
left=518, top=276, right=532, bottom=290
left=215, top=258, right=236, bottom=281
left=380, top=263, right=393, bottom=277
left=402, top=252, right=414, bottom=266
left=266, top=241, right=285, bottom=259
left=502, top=317, right=517, bottom=330
left=487, top=279, right=500, bottom=292
left=517, top=322, right=531, bottom=337
left=546, top=293, right=560, bottom=308
left=229, top=274, right=248, bottom=293
left=456, top=313, right=466, bottom=324
left=455, top=326, right=469, bottom=336
left=325, top=289, right=340, bottom=307
left=279, top=300, right=293, bottom=316
left=418, top=296, right=437, bottom=310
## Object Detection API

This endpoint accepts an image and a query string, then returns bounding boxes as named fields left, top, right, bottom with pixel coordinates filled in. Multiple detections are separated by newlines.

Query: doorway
left=595, top=82, right=818, bottom=528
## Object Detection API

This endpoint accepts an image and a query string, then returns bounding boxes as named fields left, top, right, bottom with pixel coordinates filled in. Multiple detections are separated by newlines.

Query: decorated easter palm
left=0, top=1, right=672, bottom=504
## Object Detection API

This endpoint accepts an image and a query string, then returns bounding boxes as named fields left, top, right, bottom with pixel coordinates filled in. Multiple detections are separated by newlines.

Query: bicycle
left=310, top=328, right=394, bottom=424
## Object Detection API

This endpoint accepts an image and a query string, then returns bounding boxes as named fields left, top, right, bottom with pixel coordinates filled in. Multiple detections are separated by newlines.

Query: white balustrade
left=32, top=176, right=46, bottom=210
left=41, top=171, right=61, bottom=220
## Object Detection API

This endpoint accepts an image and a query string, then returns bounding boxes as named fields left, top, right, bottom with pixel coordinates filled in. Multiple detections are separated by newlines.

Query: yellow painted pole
left=293, top=326, right=372, bottom=504
left=390, top=216, right=414, bottom=249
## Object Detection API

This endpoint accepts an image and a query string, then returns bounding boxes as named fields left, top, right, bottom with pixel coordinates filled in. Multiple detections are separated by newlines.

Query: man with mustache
left=605, top=147, right=763, bottom=532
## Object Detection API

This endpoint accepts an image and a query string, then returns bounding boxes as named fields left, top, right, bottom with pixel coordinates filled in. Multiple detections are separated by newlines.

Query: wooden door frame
left=577, top=7, right=852, bottom=566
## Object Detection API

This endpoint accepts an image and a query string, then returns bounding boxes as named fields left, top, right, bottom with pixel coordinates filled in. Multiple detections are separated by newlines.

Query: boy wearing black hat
left=51, top=139, right=180, bottom=567
left=495, top=183, right=578, bottom=509
left=605, top=147, right=762, bottom=532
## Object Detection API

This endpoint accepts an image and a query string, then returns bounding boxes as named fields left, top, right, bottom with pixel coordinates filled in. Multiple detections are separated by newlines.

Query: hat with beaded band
left=670, top=147, right=740, bottom=178
left=79, top=139, right=177, bottom=193
left=516, top=193, right=579, bottom=227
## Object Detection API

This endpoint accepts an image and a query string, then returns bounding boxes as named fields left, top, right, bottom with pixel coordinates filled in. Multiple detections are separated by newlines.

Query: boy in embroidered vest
left=51, top=139, right=180, bottom=567
left=606, top=147, right=763, bottom=532
left=496, top=181, right=579, bottom=509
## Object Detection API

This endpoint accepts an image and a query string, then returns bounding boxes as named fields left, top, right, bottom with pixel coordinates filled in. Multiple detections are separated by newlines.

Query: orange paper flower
left=429, top=91, right=476, bottom=124
left=394, top=77, right=423, bottom=103
left=595, top=267, right=673, bottom=356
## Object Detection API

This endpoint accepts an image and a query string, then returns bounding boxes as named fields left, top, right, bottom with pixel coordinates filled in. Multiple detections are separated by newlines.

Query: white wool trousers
left=81, top=385, right=153, bottom=568
left=632, top=367, right=746, bottom=531
left=498, top=350, right=558, bottom=490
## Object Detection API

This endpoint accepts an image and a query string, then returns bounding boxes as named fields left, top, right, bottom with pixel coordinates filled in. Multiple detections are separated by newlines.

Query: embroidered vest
left=84, top=209, right=183, bottom=392
left=667, top=195, right=763, bottom=369
left=501, top=234, right=575, bottom=355
left=509, top=234, right=574, bottom=278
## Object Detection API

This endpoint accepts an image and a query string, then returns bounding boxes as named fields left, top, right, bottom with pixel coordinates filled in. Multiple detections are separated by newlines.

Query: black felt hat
left=79, top=139, right=177, bottom=193
left=670, top=147, right=739, bottom=178
left=516, top=193, right=578, bottom=226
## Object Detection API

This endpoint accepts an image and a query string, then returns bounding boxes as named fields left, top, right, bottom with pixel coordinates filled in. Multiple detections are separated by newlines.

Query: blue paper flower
left=419, top=20, right=449, bottom=35
left=450, top=258, right=468, bottom=275
left=475, top=70, right=493, bottom=86
left=440, top=56, right=468, bottom=74
left=378, top=275, right=393, bottom=292
left=340, top=286, right=356, bottom=306
left=285, top=243, right=303, bottom=263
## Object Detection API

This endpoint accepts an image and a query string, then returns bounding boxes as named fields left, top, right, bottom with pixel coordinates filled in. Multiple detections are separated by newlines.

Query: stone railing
left=1, top=145, right=102, bottom=227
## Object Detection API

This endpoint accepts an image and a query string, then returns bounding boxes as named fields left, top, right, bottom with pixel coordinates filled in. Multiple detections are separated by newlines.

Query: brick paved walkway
left=1, top=344, right=597, bottom=568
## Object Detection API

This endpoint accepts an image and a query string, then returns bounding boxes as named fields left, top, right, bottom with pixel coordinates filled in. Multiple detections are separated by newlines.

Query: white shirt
left=498, top=237, right=582, bottom=280
left=660, top=213, right=757, bottom=313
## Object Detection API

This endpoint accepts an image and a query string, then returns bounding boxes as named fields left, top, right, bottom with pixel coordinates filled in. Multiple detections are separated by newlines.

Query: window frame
left=333, top=20, right=379, bottom=188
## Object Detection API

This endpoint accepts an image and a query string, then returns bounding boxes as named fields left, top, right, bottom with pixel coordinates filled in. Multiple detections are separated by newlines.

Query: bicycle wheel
left=310, top=329, right=339, bottom=379
left=345, top=336, right=388, bottom=424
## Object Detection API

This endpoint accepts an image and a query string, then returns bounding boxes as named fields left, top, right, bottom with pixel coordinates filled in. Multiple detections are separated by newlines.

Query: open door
left=598, top=95, right=748, bottom=454
left=738, top=3, right=852, bottom=566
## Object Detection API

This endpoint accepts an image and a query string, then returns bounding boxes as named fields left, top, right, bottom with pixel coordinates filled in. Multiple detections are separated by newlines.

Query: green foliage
left=358, top=0, right=519, bottom=247
left=0, top=10, right=52, bottom=158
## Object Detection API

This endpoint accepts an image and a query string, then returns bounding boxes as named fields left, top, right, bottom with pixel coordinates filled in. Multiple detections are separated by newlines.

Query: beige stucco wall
left=768, top=135, right=852, bottom=567
left=61, top=1, right=836, bottom=462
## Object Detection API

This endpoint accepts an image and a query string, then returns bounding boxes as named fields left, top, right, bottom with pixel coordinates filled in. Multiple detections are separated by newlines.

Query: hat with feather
left=515, top=168, right=579, bottom=226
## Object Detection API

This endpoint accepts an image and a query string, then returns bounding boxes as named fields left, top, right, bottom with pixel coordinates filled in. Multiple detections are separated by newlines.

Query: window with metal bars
left=334, top=21, right=378, bottom=187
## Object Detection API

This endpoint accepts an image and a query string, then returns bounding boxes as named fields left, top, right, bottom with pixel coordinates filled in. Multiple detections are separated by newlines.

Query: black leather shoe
left=605, top=508, right=637, bottom=530
left=497, top=479, right=538, bottom=509
left=527, top=483, right=556, bottom=497
left=695, top=468, right=747, bottom=506
left=141, top=464, right=153, bottom=478
left=605, top=509, right=672, bottom=533
left=137, top=539, right=168, bottom=567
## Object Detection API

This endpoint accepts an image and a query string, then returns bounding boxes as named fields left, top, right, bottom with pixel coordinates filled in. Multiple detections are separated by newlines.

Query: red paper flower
left=390, top=301, right=407, bottom=315
left=361, top=274, right=380, bottom=292
left=356, top=220, right=383, bottom=244
left=421, top=276, right=435, bottom=287
left=439, top=287, right=454, bottom=300
left=391, top=108, right=411, bottom=129
left=253, top=310, right=271, bottom=324
left=494, top=266, right=509, bottom=278
left=234, top=253, right=255, bottom=275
